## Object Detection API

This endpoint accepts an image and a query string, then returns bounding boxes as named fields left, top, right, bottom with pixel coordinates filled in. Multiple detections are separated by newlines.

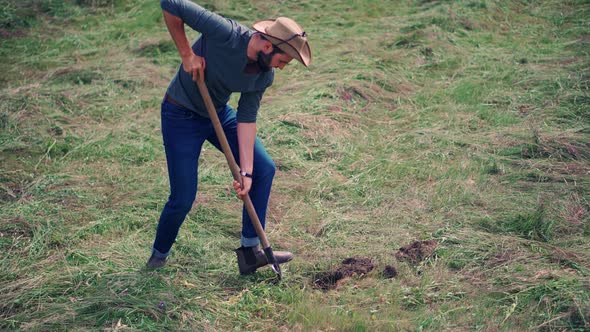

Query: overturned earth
left=313, top=257, right=375, bottom=291
left=395, top=239, right=438, bottom=264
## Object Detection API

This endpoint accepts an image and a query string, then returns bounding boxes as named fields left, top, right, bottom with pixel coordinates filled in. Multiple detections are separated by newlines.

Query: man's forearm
left=237, top=123, right=256, bottom=173
left=163, top=10, right=193, bottom=59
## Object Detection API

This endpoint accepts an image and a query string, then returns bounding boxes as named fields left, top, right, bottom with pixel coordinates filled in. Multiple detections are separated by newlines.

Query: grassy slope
left=1, top=0, right=589, bottom=330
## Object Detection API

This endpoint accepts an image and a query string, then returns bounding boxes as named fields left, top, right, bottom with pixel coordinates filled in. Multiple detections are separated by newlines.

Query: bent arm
left=163, top=11, right=193, bottom=60
left=161, top=0, right=234, bottom=80
left=162, top=10, right=205, bottom=81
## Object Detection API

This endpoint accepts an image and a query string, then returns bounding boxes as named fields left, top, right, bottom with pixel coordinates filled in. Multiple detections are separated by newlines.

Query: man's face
left=271, top=53, right=293, bottom=70
left=257, top=48, right=293, bottom=72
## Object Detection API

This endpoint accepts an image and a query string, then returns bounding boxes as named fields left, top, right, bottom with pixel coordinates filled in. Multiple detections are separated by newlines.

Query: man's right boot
left=146, top=254, right=167, bottom=269
left=235, top=245, right=293, bottom=275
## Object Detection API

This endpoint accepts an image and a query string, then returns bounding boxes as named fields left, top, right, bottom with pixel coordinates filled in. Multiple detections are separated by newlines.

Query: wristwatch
left=240, top=170, right=253, bottom=178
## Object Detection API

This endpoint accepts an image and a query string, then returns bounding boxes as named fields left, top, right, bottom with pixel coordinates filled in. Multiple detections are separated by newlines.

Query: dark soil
left=341, top=257, right=374, bottom=274
left=382, top=265, right=398, bottom=278
left=313, top=257, right=375, bottom=291
left=395, top=240, right=438, bottom=264
left=312, top=271, right=344, bottom=291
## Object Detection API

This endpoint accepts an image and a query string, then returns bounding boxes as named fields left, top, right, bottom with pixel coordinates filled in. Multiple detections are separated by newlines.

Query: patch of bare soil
left=382, top=265, right=398, bottom=278
left=395, top=240, right=438, bottom=264
left=313, top=257, right=375, bottom=291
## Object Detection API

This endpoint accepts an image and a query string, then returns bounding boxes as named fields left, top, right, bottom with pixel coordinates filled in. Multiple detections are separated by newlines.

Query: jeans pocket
left=161, top=101, right=194, bottom=120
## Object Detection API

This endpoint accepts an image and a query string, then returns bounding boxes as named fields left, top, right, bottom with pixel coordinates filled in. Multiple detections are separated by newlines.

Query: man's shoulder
left=227, top=18, right=254, bottom=40
left=207, top=17, right=252, bottom=48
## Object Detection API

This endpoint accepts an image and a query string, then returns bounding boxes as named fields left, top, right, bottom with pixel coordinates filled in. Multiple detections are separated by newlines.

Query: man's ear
left=261, top=39, right=274, bottom=54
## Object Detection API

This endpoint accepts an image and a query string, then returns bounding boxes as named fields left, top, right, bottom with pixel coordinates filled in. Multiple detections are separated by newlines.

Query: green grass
left=1, top=0, right=589, bottom=330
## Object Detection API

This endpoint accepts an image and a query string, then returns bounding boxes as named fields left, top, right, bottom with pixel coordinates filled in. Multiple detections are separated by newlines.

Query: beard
left=257, top=50, right=274, bottom=72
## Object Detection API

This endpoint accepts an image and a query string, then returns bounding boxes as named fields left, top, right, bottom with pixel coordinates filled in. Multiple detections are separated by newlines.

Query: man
left=147, top=0, right=311, bottom=275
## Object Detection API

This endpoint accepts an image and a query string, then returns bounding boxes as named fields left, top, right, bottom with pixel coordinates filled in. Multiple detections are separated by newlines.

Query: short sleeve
left=237, top=91, right=265, bottom=123
left=160, top=0, right=234, bottom=41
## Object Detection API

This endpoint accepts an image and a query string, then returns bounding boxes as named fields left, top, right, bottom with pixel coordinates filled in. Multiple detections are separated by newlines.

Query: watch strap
left=240, top=170, right=253, bottom=178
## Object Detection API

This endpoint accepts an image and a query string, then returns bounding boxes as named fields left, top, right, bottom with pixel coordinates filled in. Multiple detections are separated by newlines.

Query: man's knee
left=259, top=159, right=276, bottom=179
left=166, top=195, right=196, bottom=215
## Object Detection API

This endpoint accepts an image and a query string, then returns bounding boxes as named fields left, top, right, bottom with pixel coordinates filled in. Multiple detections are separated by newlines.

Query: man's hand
left=232, top=177, right=252, bottom=201
left=182, top=52, right=206, bottom=82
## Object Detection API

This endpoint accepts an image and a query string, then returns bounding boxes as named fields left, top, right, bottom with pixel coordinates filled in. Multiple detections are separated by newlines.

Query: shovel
left=196, top=78, right=282, bottom=280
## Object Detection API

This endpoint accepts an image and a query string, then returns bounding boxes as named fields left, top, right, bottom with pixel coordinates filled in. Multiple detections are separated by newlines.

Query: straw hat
left=252, top=17, right=312, bottom=67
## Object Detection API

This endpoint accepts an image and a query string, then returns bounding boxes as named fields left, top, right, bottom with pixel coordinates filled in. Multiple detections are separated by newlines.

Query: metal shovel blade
left=264, top=246, right=282, bottom=279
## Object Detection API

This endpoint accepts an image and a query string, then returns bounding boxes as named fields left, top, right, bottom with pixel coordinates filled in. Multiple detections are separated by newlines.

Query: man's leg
left=149, top=101, right=209, bottom=267
left=207, top=106, right=292, bottom=274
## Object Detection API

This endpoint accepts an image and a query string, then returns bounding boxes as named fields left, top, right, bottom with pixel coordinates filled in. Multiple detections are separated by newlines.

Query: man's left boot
left=235, top=245, right=293, bottom=275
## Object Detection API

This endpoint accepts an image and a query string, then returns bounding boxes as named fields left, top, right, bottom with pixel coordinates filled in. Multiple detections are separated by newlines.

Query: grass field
left=1, top=0, right=589, bottom=330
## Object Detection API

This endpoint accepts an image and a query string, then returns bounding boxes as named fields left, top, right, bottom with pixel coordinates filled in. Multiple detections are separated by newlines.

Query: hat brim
left=253, top=19, right=312, bottom=67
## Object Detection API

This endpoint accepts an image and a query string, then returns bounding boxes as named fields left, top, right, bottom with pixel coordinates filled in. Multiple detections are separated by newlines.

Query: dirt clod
left=395, top=240, right=438, bottom=264
left=313, top=257, right=375, bottom=291
left=382, top=265, right=398, bottom=278
left=420, top=47, right=433, bottom=57
left=341, top=257, right=374, bottom=274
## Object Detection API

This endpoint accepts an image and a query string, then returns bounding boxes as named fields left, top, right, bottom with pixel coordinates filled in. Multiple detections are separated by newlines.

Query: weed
left=503, top=278, right=589, bottom=330
left=51, top=68, right=104, bottom=85
left=391, top=32, right=423, bottom=48
left=134, top=39, right=177, bottom=58
left=480, top=203, right=554, bottom=242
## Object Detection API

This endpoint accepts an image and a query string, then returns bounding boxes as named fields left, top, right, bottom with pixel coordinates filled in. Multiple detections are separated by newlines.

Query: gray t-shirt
left=160, top=0, right=274, bottom=123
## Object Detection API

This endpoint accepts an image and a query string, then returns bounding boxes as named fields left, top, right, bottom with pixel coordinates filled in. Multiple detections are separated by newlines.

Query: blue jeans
left=151, top=100, right=276, bottom=258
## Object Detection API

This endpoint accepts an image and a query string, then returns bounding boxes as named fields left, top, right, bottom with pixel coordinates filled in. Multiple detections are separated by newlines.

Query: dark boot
left=146, top=254, right=167, bottom=268
left=235, top=245, right=293, bottom=275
